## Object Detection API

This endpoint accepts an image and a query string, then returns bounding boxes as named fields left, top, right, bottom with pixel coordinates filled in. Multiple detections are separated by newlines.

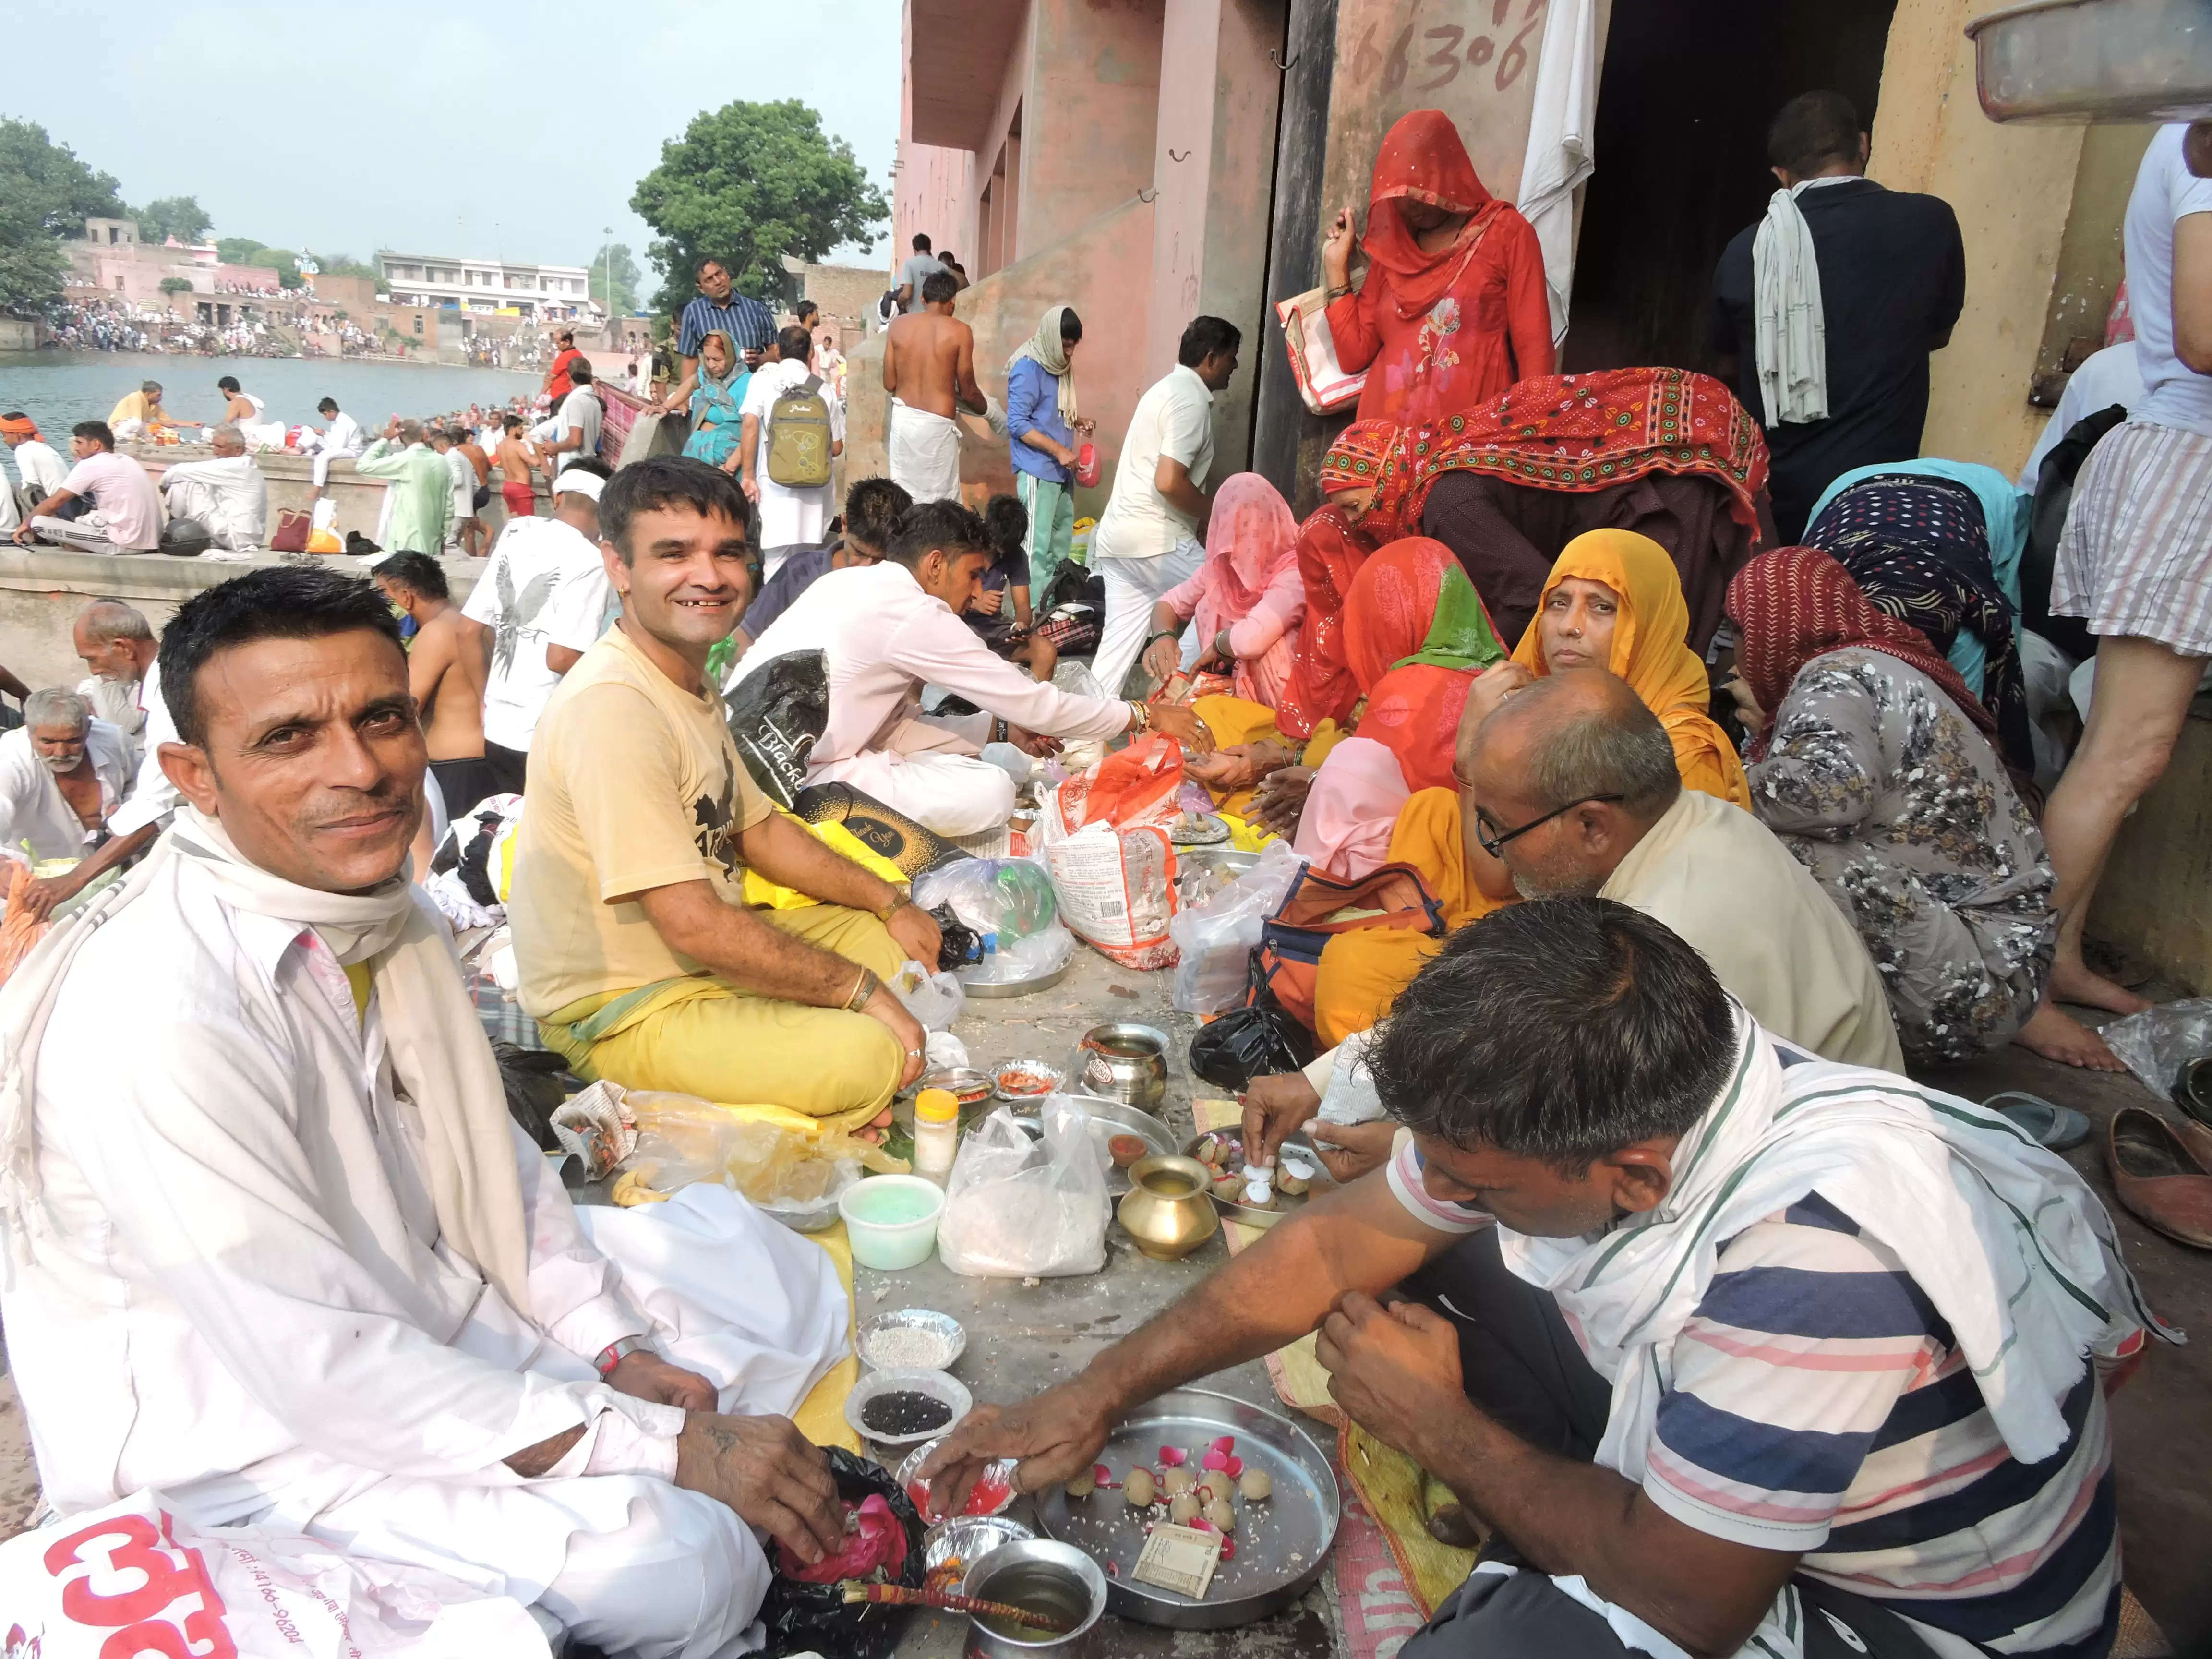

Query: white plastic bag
left=0, top=1491, right=552, bottom=1657
left=913, top=858, right=1061, bottom=940
left=890, top=959, right=965, bottom=1031
left=1168, top=842, right=1306, bottom=1014
left=958, top=923, right=1077, bottom=986
left=2099, top=997, right=2212, bottom=1099
left=936, top=1100, right=1111, bottom=1278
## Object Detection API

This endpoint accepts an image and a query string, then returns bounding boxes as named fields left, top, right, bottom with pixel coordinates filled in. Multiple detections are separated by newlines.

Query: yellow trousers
left=541, top=906, right=908, bottom=1123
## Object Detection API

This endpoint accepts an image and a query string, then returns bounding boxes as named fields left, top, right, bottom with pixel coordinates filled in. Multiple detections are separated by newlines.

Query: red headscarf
left=1370, top=367, right=1769, bottom=542
left=1279, top=506, right=1379, bottom=740
left=1320, top=419, right=1397, bottom=496
left=1362, top=111, right=1509, bottom=317
left=1726, top=546, right=1999, bottom=757
left=1340, top=538, right=1504, bottom=793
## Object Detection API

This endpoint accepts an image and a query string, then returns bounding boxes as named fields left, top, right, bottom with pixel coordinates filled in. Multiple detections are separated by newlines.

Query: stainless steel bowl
left=961, top=1538, right=1109, bottom=1657
left=854, top=1306, right=967, bottom=1372
left=915, top=1066, right=994, bottom=1108
left=993, top=1059, right=1066, bottom=1100
left=1967, top=0, right=2212, bottom=122
left=1073, top=1022, right=1170, bottom=1113
left=842, top=1367, right=973, bottom=1448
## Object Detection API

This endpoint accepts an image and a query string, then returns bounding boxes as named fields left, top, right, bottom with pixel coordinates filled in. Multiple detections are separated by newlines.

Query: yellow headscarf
left=1511, top=529, right=1752, bottom=810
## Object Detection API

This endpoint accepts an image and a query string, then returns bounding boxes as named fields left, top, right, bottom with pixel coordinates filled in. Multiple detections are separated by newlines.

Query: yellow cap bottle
left=914, top=1089, right=960, bottom=1185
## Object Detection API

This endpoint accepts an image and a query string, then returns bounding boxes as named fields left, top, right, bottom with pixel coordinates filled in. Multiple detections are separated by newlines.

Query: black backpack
left=2022, top=402, right=2128, bottom=662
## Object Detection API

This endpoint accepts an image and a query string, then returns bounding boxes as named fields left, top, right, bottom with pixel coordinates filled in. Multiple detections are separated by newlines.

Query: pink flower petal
left=1225, top=1456, right=1245, bottom=1478
left=1094, top=1464, right=1112, bottom=1485
left=1188, top=1516, right=1217, bottom=1534
left=1220, top=1538, right=1237, bottom=1562
left=1210, top=1435, right=1236, bottom=1454
left=1157, top=1445, right=1187, bottom=1467
left=1201, top=1449, right=1228, bottom=1471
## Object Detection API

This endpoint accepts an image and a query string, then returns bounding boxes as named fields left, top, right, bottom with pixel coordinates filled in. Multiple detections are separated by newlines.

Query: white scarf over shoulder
left=1503, top=1013, right=2167, bottom=1483
left=0, top=809, right=532, bottom=1313
left=1751, top=181, right=1830, bottom=427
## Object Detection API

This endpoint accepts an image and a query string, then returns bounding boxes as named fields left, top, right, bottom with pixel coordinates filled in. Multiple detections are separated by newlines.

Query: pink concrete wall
left=896, top=0, right=982, bottom=274
left=1144, top=0, right=1286, bottom=473
left=1023, top=0, right=1166, bottom=253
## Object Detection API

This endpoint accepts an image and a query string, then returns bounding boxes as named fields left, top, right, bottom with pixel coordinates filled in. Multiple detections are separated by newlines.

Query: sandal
left=1984, top=1090, right=2092, bottom=1152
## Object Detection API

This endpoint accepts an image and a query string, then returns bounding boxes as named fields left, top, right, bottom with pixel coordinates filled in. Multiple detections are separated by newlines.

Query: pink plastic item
left=1075, top=442, right=1101, bottom=488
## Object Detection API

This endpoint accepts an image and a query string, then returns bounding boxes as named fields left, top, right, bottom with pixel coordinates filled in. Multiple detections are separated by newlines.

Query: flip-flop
left=1985, top=1090, right=2092, bottom=1152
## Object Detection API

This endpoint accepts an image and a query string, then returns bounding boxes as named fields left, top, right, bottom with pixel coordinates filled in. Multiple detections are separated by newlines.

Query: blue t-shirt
left=743, top=542, right=836, bottom=639
left=1007, top=357, right=1073, bottom=485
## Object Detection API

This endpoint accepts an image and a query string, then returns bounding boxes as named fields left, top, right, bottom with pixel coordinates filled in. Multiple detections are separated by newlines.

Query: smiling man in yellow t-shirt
left=507, top=455, right=941, bottom=1120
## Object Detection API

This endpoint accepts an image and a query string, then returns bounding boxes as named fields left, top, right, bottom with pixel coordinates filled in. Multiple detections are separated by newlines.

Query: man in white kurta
left=0, top=563, right=851, bottom=1659
left=726, top=500, right=1206, bottom=836
left=159, top=424, right=269, bottom=551
left=0, top=706, right=132, bottom=861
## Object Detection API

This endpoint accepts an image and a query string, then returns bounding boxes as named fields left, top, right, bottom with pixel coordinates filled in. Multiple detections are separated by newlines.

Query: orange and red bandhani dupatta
left=1371, top=367, right=1770, bottom=541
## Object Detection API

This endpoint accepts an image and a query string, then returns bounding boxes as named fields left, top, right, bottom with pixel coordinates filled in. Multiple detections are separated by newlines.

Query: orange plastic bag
left=1054, top=733, right=1186, bottom=836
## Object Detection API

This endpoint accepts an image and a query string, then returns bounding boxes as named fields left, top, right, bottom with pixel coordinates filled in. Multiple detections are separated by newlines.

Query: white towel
left=1514, top=0, right=1599, bottom=344
left=1751, top=182, right=1829, bottom=427
left=888, top=397, right=963, bottom=503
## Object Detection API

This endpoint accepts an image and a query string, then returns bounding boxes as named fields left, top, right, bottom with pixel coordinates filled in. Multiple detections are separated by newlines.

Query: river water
left=0, top=351, right=542, bottom=438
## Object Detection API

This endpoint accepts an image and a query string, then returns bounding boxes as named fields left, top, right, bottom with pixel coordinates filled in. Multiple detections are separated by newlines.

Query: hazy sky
left=6, top=0, right=902, bottom=293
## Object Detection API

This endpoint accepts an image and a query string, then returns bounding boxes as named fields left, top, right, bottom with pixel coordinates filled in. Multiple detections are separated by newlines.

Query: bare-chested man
left=494, top=414, right=541, bottom=526
left=374, top=552, right=495, bottom=870
left=217, top=375, right=260, bottom=427
left=883, top=269, right=988, bottom=503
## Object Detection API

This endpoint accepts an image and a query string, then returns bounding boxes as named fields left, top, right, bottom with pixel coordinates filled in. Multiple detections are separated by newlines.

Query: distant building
left=377, top=252, right=601, bottom=324
left=63, top=218, right=285, bottom=325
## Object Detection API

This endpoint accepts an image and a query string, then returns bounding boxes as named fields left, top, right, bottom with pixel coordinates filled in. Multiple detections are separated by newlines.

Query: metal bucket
left=960, top=1539, right=1108, bottom=1659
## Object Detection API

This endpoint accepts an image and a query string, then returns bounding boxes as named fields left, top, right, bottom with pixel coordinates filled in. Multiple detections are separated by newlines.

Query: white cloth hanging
left=1751, top=181, right=1830, bottom=426
left=1514, top=0, right=1599, bottom=344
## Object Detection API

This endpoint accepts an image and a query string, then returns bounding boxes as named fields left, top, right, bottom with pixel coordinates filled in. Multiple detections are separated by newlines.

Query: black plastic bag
left=760, top=1446, right=927, bottom=1659
left=725, top=649, right=830, bottom=807
left=932, top=903, right=981, bottom=971
left=491, top=1042, right=582, bottom=1151
left=1190, top=969, right=1314, bottom=1091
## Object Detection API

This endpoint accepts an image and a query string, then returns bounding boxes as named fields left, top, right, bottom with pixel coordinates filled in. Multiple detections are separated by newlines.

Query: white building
left=376, top=252, right=601, bottom=323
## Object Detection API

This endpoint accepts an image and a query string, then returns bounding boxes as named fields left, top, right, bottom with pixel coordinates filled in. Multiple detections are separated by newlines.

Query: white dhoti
left=813, top=747, right=1018, bottom=838
left=887, top=398, right=962, bottom=503
left=29, top=512, right=129, bottom=556
left=161, top=474, right=257, bottom=551
left=198, top=1187, right=847, bottom=1659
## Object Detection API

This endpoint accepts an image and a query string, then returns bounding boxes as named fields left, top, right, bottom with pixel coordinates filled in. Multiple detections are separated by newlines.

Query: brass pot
left=1075, top=1022, right=1169, bottom=1113
left=1116, top=1155, right=1221, bottom=1261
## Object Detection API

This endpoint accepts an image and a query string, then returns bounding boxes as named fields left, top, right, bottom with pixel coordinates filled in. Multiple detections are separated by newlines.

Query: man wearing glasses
left=1245, top=669, right=1899, bottom=1179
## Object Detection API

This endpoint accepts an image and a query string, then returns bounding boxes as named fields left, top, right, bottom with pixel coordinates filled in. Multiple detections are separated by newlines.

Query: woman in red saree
left=1275, top=419, right=1405, bottom=740
left=1322, top=110, right=1554, bottom=428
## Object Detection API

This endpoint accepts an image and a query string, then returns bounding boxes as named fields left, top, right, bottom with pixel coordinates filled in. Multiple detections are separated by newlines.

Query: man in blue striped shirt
left=654, top=257, right=777, bottom=420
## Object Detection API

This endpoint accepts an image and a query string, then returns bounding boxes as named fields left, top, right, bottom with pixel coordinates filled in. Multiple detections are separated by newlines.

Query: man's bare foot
left=2047, top=956, right=2153, bottom=1018
left=2013, top=999, right=2127, bottom=1071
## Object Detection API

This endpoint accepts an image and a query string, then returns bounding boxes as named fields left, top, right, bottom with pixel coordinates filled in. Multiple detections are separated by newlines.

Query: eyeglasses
left=1467, top=793, right=1625, bottom=859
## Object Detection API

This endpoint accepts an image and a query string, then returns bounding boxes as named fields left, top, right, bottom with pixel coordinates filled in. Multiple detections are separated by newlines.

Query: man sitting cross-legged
left=510, top=455, right=942, bottom=1119
left=0, top=564, right=857, bottom=1658
left=925, top=899, right=2163, bottom=1659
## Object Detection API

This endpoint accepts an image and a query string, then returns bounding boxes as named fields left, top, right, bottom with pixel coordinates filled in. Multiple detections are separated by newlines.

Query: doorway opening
left=1559, top=0, right=1898, bottom=374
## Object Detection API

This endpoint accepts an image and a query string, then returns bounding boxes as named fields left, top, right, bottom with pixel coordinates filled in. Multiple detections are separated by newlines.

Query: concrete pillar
left=1147, top=0, right=1291, bottom=478
left=1022, top=0, right=1166, bottom=252
left=1869, top=0, right=2085, bottom=476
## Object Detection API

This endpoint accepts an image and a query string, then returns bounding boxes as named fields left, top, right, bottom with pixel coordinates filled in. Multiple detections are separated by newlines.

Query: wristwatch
left=594, top=1335, right=653, bottom=1379
left=874, top=893, right=909, bottom=923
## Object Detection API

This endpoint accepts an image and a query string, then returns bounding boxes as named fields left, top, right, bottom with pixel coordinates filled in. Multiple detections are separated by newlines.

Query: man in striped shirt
left=654, top=256, right=778, bottom=421
left=923, top=900, right=2157, bottom=1659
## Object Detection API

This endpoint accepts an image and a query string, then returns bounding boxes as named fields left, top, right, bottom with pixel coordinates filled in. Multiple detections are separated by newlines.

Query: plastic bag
left=0, top=1490, right=553, bottom=1657
left=890, top=959, right=965, bottom=1031
left=936, top=1100, right=1111, bottom=1278
left=913, top=857, right=1060, bottom=940
left=1169, top=842, right=1307, bottom=1014
left=725, top=649, right=830, bottom=807
left=1053, top=732, right=1186, bottom=835
left=929, top=902, right=979, bottom=970
left=610, top=1088, right=902, bottom=1217
left=2099, top=997, right=2212, bottom=1099
left=1045, top=822, right=1178, bottom=970
left=761, top=1447, right=926, bottom=1659
left=1190, top=974, right=1315, bottom=1091
left=957, top=923, right=1077, bottom=986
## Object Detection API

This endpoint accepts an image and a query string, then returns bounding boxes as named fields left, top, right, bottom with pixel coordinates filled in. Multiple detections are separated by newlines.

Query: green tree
left=216, top=235, right=269, bottom=265
left=589, top=242, right=641, bottom=314
left=158, top=276, right=192, bottom=296
left=630, top=100, right=886, bottom=314
left=0, top=118, right=124, bottom=313
left=132, top=194, right=213, bottom=245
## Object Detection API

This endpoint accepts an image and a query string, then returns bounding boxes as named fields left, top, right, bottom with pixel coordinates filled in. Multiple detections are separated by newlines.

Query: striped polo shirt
left=1389, top=1132, right=2124, bottom=1657
left=678, top=291, right=776, bottom=358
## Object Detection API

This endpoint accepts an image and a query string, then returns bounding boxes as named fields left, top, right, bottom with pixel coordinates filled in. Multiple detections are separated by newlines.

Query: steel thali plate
left=1032, top=1387, right=1339, bottom=1629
